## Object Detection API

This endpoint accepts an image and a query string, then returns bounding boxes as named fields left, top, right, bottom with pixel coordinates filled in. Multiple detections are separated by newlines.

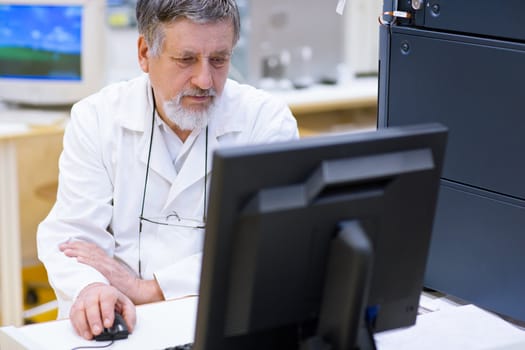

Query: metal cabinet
left=378, top=0, right=525, bottom=322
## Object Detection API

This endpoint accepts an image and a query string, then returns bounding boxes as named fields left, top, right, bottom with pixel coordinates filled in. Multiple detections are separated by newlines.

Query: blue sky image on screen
left=0, top=5, right=82, bottom=80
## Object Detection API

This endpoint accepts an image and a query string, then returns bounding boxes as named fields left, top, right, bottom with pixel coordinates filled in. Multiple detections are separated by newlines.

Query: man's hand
left=70, top=283, right=136, bottom=340
left=60, top=240, right=164, bottom=304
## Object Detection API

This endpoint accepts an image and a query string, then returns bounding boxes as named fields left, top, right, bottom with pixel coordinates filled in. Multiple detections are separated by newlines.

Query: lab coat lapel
left=119, top=75, right=177, bottom=184
left=159, top=80, right=244, bottom=209
left=139, top=122, right=176, bottom=185
left=163, top=128, right=215, bottom=209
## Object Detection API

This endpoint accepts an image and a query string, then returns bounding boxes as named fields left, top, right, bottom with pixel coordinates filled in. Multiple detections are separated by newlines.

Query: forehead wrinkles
left=161, top=20, right=234, bottom=55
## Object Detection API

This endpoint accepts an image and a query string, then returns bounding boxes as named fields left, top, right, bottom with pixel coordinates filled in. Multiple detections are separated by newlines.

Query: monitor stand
left=301, top=221, right=376, bottom=350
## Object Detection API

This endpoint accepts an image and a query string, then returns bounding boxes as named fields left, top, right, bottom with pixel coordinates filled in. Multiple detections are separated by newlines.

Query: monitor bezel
left=0, top=0, right=106, bottom=107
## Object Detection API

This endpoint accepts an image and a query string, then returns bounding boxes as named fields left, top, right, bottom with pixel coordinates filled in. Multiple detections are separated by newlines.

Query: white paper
left=375, top=304, right=525, bottom=350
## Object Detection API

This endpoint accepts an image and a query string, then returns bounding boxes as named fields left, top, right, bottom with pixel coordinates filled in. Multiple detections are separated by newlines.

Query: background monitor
left=0, top=0, right=106, bottom=107
left=194, top=123, right=448, bottom=350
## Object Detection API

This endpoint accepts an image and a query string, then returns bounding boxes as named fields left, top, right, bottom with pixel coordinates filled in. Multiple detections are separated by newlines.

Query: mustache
left=180, top=88, right=217, bottom=97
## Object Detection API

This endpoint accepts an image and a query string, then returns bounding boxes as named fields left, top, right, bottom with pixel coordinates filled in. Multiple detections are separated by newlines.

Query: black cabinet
left=379, top=0, right=525, bottom=321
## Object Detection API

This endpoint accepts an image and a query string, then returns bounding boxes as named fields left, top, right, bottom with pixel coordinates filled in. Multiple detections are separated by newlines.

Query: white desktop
left=2, top=293, right=525, bottom=350
left=0, top=297, right=198, bottom=350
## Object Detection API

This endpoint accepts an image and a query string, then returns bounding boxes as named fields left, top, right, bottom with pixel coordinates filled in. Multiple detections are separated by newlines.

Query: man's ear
left=137, top=35, right=150, bottom=73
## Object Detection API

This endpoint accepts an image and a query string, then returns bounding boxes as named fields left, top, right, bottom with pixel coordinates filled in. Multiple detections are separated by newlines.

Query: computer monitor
left=193, top=123, right=448, bottom=350
left=0, top=0, right=106, bottom=107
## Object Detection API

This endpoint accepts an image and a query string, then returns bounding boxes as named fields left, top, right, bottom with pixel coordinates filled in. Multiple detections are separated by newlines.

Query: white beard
left=163, top=88, right=217, bottom=131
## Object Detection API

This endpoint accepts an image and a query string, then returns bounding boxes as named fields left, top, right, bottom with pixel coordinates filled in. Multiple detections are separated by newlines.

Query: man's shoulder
left=216, top=79, right=298, bottom=141
left=70, top=74, right=149, bottom=133
left=88, top=74, right=148, bottom=103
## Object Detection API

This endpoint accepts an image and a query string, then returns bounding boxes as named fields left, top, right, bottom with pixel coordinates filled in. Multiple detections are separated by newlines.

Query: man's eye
left=209, top=57, right=229, bottom=67
left=176, top=57, right=197, bottom=65
left=173, top=55, right=230, bottom=67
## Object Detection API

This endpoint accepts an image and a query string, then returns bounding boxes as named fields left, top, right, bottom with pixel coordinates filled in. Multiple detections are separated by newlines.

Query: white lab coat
left=37, top=74, right=299, bottom=319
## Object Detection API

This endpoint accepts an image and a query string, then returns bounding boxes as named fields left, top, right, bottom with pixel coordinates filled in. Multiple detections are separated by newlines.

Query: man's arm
left=60, top=240, right=164, bottom=304
left=37, top=100, right=118, bottom=318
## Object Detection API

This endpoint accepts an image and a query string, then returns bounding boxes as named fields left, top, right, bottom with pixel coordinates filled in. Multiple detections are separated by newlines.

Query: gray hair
left=136, top=0, right=241, bottom=57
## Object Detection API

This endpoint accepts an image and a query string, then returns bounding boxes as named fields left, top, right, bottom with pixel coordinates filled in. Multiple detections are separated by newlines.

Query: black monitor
left=194, top=123, right=448, bottom=350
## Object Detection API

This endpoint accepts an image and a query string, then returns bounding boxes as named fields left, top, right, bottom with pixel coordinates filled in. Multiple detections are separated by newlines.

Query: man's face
left=138, top=18, right=234, bottom=128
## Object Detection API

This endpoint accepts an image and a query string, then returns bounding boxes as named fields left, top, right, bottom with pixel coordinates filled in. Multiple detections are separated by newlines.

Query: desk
left=376, top=292, right=525, bottom=350
left=278, top=78, right=377, bottom=115
left=0, top=297, right=198, bottom=350
left=275, top=78, right=378, bottom=137
left=2, top=294, right=525, bottom=350
left=0, top=109, right=66, bottom=326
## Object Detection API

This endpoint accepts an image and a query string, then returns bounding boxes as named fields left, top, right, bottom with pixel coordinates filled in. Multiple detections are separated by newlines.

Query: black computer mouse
left=94, top=311, right=129, bottom=341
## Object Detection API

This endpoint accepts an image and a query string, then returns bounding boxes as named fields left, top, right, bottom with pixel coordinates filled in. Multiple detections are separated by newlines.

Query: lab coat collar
left=119, top=74, right=153, bottom=133
left=139, top=115, right=177, bottom=185
left=136, top=82, right=176, bottom=184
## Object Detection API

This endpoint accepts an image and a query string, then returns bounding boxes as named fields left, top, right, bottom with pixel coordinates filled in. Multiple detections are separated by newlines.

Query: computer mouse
left=94, top=311, right=129, bottom=341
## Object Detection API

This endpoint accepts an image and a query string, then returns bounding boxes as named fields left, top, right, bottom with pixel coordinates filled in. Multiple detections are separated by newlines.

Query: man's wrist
left=133, top=279, right=164, bottom=305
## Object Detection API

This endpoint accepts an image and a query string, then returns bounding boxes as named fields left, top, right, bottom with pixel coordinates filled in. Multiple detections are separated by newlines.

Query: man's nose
left=191, top=60, right=213, bottom=90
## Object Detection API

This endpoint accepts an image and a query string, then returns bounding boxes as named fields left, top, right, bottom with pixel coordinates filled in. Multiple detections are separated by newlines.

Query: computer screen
left=194, top=123, right=447, bottom=350
left=0, top=0, right=105, bottom=107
